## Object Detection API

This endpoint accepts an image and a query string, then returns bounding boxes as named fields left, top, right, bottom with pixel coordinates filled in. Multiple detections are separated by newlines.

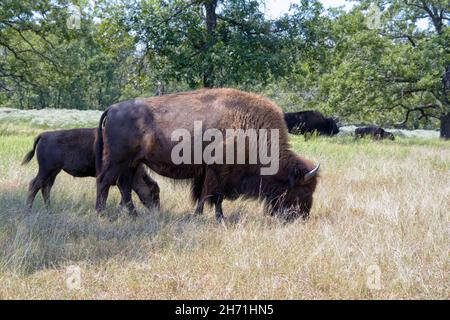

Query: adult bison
left=22, top=128, right=160, bottom=212
left=284, top=111, right=339, bottom=136
left=96, top=88, right=320, bottom=222
left=355, top=126, right=395, bottom=140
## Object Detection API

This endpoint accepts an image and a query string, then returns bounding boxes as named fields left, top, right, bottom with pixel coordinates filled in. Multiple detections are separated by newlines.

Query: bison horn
left=304, top=164, right=320, bottom=182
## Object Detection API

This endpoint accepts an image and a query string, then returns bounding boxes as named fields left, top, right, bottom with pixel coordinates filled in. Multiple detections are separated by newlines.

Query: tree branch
left=378, top=32, right=417, bottom=47
left=394, top=103, right=441, bottom=127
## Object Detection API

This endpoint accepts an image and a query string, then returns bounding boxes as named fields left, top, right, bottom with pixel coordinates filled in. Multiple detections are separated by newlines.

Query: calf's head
left=384, top=131, right=395, bottom=140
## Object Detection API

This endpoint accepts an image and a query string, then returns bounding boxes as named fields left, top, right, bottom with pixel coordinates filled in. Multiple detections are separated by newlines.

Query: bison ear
left=289, top=164, right=320, bottom=187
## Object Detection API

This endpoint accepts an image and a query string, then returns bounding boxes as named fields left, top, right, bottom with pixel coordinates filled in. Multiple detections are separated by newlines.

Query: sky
left=264, top=0, right=358, bottom=18
left=264, top=0, right=429, bottom=29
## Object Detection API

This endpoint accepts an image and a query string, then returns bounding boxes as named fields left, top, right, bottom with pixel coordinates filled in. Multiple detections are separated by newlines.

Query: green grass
left=0, top=128, right=449, bottom=299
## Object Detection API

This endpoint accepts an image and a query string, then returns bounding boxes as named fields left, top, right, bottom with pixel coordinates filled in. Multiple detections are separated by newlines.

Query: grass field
left=0, top=127, right=449, bottom=299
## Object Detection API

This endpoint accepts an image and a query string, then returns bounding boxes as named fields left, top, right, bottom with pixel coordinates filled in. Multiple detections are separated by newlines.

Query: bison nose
left=284, top=210, right=310, bottom=222
left=276, top=205, right=310, bottom=222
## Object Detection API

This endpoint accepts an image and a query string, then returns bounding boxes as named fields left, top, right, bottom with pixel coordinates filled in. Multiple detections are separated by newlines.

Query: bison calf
left=355, top=126, right=395, bottom=140
left=22, top=128, right=160, bottom=213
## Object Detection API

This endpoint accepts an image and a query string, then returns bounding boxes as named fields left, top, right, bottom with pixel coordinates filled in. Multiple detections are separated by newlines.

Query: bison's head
left=270, top=157, right=320, bottom=221
left=384, top=131, right=395, bottom=140
left=327, top=118, right=339, bottom=135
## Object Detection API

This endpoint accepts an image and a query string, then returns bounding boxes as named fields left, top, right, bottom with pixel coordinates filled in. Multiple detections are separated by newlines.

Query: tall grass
left=0, top=131, right=448, bottom=299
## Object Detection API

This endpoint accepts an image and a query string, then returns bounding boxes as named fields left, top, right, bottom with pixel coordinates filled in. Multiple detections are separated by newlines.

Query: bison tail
left=21, top=135, right=41, bottom=165
left=95, top=108, right=109, bottom=175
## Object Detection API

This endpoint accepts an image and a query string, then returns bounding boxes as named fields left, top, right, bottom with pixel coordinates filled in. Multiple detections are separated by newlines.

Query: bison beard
left=95, top=88, right=320, bottom=221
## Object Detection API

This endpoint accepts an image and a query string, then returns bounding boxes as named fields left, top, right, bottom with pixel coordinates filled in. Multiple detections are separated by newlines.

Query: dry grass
left=0, top=134, right=449, bottom=299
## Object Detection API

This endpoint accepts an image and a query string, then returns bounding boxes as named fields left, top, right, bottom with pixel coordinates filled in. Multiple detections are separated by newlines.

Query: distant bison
left=22, top=128, right=160, bottom=213
left=284, top=111, right=339, bottom=136
left=95, top=88, right=320, bottom=222
left=355, top=126, right=395, bottom=140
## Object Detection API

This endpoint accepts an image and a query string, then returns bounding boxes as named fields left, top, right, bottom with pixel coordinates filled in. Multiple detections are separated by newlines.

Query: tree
left=123, top=0, right=320, bottom=88
left=0, top=0, right=66, bottom=108
left=0, top=0, right=138, bottom=109
left=324, top=0, right=450, bottom=138
left=375, top=0, right=450, bottom=138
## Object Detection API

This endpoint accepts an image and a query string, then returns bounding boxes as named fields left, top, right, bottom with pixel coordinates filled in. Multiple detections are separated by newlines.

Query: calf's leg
left=132, top=166, right=160, bottom=211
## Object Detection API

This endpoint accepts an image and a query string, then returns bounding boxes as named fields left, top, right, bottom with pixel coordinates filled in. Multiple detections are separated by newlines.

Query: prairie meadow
left=0, top=122, right=448, bottom=299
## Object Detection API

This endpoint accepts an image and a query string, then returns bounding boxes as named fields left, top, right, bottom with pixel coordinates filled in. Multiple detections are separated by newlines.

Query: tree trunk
left=156, top=81, right=165, bottom=96
left=203, top=0, right=217, bottom=88
left=205, top=0, right=217, bottom=34
left=440, top=112, right=450, bottom=139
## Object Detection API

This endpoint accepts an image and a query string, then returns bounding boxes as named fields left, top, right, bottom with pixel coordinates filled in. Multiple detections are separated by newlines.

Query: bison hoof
left=128, top=210, right=138, bottom=218
left=185, top=214, right=197, bottom=221
left=216, top=214, right=226, bottom=224
left=98, top=211, right=108, bottom=220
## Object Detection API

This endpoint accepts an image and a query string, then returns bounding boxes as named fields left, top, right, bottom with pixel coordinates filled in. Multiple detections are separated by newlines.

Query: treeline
left=0, top=0, right=449, bottom=137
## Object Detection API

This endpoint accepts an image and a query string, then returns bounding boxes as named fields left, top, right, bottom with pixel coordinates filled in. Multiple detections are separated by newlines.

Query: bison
left=355, top=126, right=395, bottom=140
left=284, top=111, right=339, bottom=136
left=95, top=88, right=320, bottom=222
left=22, top=128, right=160, bottom=213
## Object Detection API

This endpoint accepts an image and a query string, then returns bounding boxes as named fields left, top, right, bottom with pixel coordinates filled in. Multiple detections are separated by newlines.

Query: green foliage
left=0, top=0, right=448, bottom=133
left=311, top=1, right=449, bottom=129
left=0, top=0, right=138, bottom=109
left=121, top=0, right=321, bottom=88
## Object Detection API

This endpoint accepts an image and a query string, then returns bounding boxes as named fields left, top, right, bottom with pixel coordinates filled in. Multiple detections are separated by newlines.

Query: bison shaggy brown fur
left=96, top=88, right=320, bottom=221
left=22, top=128, right=160, bottom=213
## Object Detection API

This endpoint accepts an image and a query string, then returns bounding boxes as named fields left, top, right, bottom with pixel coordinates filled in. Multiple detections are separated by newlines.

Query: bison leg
left=26, top=170, right=48, bottom=211
left=132, top=166, right=160, bottom=211
left=199, top=167, right=225, bottom=222
left=192, top=169, right=205, bottom=215
left=213, top=194, right=224, bottom=222
left=96, top=163, right=124, bottom=214
left=194, top=202, right=204, bottom=215
left=117, top=167, right=138, bottom=216
left=41, top=170, right=60, bottom=207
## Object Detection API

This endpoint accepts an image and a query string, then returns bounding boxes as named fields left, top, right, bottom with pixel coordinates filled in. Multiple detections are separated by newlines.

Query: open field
left=0, top=107, right=441, bottom=139
left=0, top=121, right=449, bottom=299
